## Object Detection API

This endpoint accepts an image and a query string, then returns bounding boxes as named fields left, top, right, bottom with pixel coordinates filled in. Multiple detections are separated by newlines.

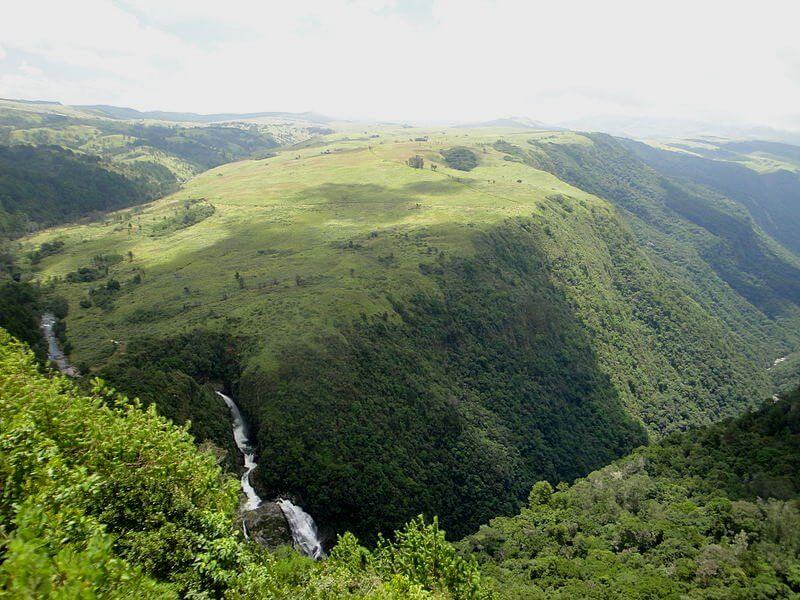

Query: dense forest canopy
left=0, top=145, right=153, bottom=235
left=464, top=388, right=800, bottom=598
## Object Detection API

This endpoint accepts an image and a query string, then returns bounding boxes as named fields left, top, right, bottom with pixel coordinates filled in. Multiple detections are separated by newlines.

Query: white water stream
left=217, top=391, right=262, bottom=511
left=277, top=498, right=325, bottom=560
left=40, top=312, right=78, bottom=377
left=216, top=391, right=324, bottom=558
left=769, top=356, right=789, bottom=370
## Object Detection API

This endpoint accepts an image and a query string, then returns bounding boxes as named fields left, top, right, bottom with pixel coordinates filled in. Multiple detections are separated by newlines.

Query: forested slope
left=0, top=327, right=490, bottom=598
left=240, top=202, right=773, bottom=541
left=501, top=133, right=800, bottom=317
left=0, top=144, right=155, bottom=235
left=624, top=138, right=800, bottom=256
left=464, top=389, right=800, bottom=598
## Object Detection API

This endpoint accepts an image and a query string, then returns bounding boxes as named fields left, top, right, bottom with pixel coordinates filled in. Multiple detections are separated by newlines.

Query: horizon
left=5, top=95, right=800, bottom=144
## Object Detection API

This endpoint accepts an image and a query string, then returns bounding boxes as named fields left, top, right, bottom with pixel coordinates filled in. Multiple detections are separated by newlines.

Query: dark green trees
left=441, top=147, right=478, bottom=171
left=407, top=155, right=425, bottom=169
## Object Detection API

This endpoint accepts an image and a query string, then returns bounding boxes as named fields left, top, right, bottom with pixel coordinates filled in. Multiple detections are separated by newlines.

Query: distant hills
left=454, top=116, right=561, bottom=130
left=0, top=98, right=323, bottom=234
left=0, top=97, right=334, bottom=125
left=560, top=114, right=800, bottom=145
left=76, top=104, right=335, bottom=125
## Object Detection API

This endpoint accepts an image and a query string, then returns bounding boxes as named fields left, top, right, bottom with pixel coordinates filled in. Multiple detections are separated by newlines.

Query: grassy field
left=23, top=127, right=604, bottom=368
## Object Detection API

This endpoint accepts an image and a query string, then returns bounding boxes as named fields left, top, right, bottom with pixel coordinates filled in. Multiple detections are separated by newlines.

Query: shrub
left=407, top=155, right=425, bottom=169
left=441, top=147, right=478, bottom=171
left=27, top=240, right=64, bottom=264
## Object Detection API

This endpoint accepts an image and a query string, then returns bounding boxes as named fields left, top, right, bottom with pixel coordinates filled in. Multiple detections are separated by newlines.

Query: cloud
left=0, top=0, right=799, bottom=128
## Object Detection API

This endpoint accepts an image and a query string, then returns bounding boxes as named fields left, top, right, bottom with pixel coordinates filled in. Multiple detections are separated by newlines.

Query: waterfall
left=217, top=391, right=324, bottom=558
left=217, top=391, right=262, bottom=510
left=278, top=499, right=326, bottom=560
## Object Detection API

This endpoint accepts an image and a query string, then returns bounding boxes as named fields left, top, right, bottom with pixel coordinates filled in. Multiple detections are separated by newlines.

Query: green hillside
left=625, top=138, right=800, bottom=257
left=0, top=99, right=317, bottom=233
left=0, top=327, right=489, bottom=598
left=464, top=389, right=800, bottom=598
left=20, top=127, right=799, bottom=541
left=500, top=132, right=800, bottom=317
left=0, top=144, right=155, bottom=235
left=496, top=132, right=800, bottom=385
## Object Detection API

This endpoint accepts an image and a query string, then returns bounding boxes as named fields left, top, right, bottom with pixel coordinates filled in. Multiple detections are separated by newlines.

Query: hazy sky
left=2, top=0, right=800, bottom=128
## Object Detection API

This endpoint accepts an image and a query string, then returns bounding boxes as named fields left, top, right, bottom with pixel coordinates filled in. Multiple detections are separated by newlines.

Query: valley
left=16, top=123, right=800, bottom=543
left=2, top=3, right=799, bottom=596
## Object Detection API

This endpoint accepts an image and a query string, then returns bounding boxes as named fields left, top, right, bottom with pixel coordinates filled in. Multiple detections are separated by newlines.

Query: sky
left=1, top=0, right=800, bottom=128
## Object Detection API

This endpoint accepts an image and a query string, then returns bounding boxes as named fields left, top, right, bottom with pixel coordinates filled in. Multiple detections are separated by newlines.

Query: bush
left=151, top=201, right=215, bottom=236
left=66, top=266, right=104, bottom=283
left=27, top=240, right=64, bottom=264
left=441, top=147, right=478, bottom=171
left=0, top=329, right=242, bottom=595
left=407, top=155, right=425, bottom=169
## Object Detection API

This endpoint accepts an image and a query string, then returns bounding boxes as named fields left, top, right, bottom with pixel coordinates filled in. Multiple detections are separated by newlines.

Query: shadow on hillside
left=120, top=211, right=648, bottom=543
left=214, top=217, right=648, bottom=543
left=292, top=179, right=463, bottom=207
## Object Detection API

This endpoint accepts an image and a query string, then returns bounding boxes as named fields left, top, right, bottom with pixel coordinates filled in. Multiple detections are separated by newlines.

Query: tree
left=407, top=155, right=424, bottom=169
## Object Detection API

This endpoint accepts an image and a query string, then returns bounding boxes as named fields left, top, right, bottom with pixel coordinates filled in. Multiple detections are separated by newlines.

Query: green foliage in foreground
left=0, top=328, right=489, bottom=598
left=0, top=328, right=243, bottom=596
left=463, top=391, right=800, bottom=599
left=1, top=326, right=798, bottom=598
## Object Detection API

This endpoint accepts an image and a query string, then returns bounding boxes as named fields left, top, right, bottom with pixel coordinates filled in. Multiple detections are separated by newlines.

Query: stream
left=216, top=391, right=325, bottom=559
left=39, top=313, right=78, bottom=377
left=769, top=355, right=789, bottom=370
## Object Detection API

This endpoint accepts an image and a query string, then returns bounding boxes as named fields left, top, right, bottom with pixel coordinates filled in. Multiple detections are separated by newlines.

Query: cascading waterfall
left=217, top=391, right=262, bottom=511
left=216, top=391, right=324, bottom=558
left=277, top=499, right=326, bottom=560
